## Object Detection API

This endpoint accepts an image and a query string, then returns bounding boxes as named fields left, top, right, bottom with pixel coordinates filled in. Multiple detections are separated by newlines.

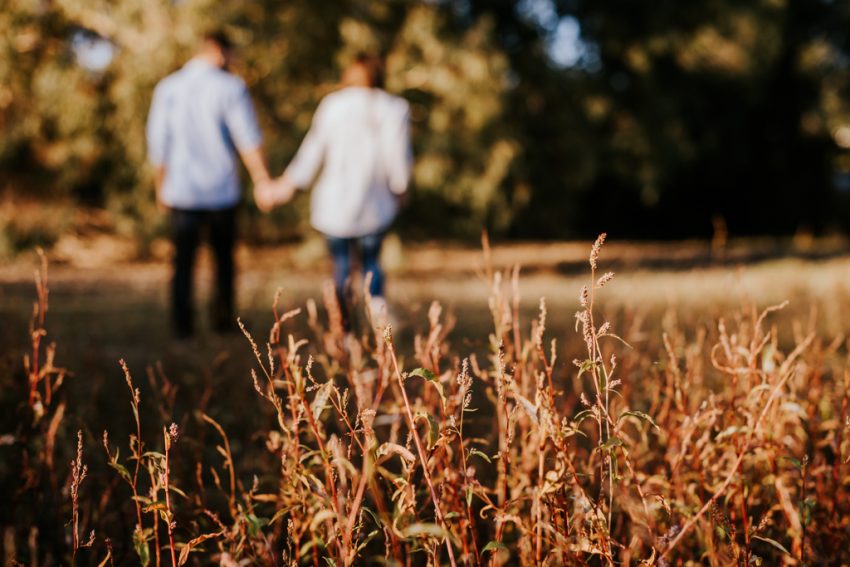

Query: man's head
left=342, top=52, right=385, bottom=89
left=199, top=30, right=234, bottom=69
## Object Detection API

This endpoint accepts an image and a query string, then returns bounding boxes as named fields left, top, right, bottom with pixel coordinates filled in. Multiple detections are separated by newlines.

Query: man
left=147, top=30, right=272, bottom=339
left=259, top=53, right=412, bottom=327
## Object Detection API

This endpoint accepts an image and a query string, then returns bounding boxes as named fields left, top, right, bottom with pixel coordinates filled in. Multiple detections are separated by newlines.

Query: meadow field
left=2, top=235, right=850, bottom=565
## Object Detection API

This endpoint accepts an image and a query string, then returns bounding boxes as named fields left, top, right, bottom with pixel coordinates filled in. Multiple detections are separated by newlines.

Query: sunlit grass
left=4, top=238, right=850, bottom=565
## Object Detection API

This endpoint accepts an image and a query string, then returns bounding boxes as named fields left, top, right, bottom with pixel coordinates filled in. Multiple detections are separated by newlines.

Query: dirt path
left=3, top=236, right=850, bottom=370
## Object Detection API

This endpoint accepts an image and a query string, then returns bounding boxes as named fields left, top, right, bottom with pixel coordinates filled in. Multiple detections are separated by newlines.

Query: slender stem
left=163, top=427, right=177, bottom=567
left=740, top=469, right=750, bottom=562
left=801, top=457, right=808, bottom=564
left=299, top=391, right=348, bottom=558
left=587, top=266, right=614, bottom=561
left=660, top=362, right=797, bottom=560
left=457, top=397, right=482, bottom=567
left=386, top=338, right=458, bottom=567
left=120, top=361, right=145, bottom=532
left=535, top=439, right=544, bottom=563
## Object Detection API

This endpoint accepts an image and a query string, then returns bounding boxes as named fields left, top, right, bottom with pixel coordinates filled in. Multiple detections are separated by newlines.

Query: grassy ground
left=3, top=234, right=849, bottom=364
left=3, top=235, right=850, bottom=564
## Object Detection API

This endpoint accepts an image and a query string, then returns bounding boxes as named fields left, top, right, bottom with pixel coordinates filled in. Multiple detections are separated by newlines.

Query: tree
left=4, top=0, right=850, bottom=243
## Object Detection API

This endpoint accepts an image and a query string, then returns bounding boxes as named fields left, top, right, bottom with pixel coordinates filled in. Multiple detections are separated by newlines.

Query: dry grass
left=3, top=237, right=850, bottom=566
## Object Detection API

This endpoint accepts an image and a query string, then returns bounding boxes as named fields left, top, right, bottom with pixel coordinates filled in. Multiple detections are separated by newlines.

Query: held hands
left=254, top=175, right=297, bottom=213
left=253, top=179, right=276, bottom=213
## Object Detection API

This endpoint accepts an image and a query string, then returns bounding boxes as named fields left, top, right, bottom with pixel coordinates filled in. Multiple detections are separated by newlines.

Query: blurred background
left=9, top=3, right=850, bottom=562
left=6, top=0, right=850, bottom=257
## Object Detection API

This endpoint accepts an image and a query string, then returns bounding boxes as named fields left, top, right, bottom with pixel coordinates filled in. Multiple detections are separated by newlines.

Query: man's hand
left=255, top=175, right=298, bottom=213
left=153, top=165, right=168, bottom=212
left=254, top=179, right=277, bottom=213
left=396, top=190, right=410, bottom=209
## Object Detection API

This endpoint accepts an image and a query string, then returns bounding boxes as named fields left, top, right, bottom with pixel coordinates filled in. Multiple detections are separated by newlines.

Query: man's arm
left=153, top=165, right=166, bottom=206
left=223, top=82, right=276, bottom=210
left=239, top=145, right=271, bottom=186
left=239, top=145, right=277, bottom=212
left=146, top=84, right=170, bottom=207
left=255, top=100, right=327, bottom=212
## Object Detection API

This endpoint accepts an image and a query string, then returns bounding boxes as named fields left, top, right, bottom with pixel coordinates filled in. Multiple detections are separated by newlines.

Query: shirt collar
left=184, top=58, right=220, bottom=72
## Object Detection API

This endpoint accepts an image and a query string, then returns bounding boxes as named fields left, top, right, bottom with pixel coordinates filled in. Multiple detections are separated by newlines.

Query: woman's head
left=342, top=53, right=385, bottom=89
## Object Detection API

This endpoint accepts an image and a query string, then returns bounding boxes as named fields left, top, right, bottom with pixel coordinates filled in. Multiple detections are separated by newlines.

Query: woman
left=260, top=53, right=413, bottom=325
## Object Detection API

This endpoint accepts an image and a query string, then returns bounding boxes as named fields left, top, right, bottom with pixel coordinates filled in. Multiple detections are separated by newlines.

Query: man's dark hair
left=203, top=29, right=234, bottom=51
left=355, top=52, right=386, bottom=89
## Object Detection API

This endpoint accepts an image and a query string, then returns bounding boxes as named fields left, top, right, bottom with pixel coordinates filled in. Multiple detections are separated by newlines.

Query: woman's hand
left=272, top=175, right=298, bottom=205
left=254, top=176, right=297, bottom=213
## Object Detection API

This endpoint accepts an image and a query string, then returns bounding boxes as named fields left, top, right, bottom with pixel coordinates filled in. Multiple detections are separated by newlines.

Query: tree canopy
left=3, top=0, right=850, bottom=242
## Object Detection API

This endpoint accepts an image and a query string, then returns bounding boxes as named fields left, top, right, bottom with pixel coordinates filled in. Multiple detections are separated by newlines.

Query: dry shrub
left=4, top=235, right=850, bottom=566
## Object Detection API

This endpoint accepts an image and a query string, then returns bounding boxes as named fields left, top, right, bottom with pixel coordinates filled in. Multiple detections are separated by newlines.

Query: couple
left=147, top=31, right=412, bottom=339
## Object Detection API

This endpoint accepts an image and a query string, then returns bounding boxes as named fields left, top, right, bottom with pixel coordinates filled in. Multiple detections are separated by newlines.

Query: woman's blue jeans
left=326, top=233, right=385, bottom=322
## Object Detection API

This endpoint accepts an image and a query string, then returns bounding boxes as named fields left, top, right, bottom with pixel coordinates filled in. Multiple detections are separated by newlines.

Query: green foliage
left=4, top=0, right=850, bottom=241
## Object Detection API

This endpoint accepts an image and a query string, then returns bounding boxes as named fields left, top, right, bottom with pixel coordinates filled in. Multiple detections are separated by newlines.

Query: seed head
left=590, top=233, right=607, bottom=270
left=168, top=423, right=180, bottom=443
left=360, top=408, right=376, bottom=432
left=596, top=271, right=614, bottom=288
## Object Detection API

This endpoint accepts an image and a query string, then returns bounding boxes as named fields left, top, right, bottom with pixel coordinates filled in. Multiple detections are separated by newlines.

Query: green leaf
left=133, top=526, right=151, bottom=567
left=597, top=437, right=624, bottom=452
left=299, top=539, right=320, bottom=559
left=107, top=460, right=133, bottom=484
left=409, top=368, right=436, bottom=381
left=573, top=409, right=596, bottom=424
left=360, top=506, right=382, bottom=529
left=168, top=484, right=188, bottom=499
left=310, top=509, right=338, bottom=533
left=802, top=497, right=816, bottom=526
left=244, top=513, right=269, bottom=537
left=468, top=448, right=491, bottom=463
left=409, top=368, right=445, bottom=407
left=576, top=359, right=596, bottom=380
left=482, top=540, right=508, bottom=554
left=618, top=410, right=661, bottom=431
left=270, top=506, right=291, bottom=526
left=752, top=535, right=791, bottom=556
left=414, top=411, right=439, bottom=450
left=355, top=529, right=381, bottom=553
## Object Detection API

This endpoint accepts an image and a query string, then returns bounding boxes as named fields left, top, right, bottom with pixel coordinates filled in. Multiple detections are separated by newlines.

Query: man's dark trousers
left=170, top=207, right=236, bottom=338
